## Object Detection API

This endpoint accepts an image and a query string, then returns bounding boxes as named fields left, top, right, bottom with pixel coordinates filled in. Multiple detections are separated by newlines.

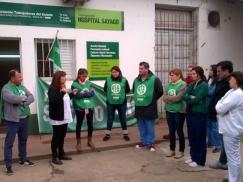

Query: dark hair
left=208, top=64, right=217, bottom=82
left=111, top=66, right=122, bottom=78
left=9, top=69, right=20, bottom=80
left=76, top=68, right=88, bottom=81
left=139, top=62, right=149, bottom=69
left=192, top=66, right=207, bottom=81
left=50, top=71, right=66, bottom=89
left=217, top=60, right=233, bottom=73
left=169, top=68, right=184, bottom=80
left=230, top=71, right=243, bottom=90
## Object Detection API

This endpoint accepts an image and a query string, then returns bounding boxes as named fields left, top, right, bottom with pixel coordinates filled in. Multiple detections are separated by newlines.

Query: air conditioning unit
left=62, top=0, right=90, bottom=6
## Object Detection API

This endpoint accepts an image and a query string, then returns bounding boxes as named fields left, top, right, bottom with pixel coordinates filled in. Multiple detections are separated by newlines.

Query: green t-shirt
left=4, top=83, right=30, bottom=116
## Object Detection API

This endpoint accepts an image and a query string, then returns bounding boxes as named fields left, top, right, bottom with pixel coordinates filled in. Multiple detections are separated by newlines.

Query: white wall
left=155, top=0, right=243, bottom=72
left=1, top=0, right=243, bottom=114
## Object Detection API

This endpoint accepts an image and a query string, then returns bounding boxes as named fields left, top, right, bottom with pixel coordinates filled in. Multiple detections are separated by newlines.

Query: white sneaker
left=189, top=162, right=198, bottom=168
left=185, top=159, right=192, bottom=164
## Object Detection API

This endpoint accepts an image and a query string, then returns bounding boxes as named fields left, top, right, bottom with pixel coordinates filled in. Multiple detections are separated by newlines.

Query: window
left=36, top=39, right=75, bottom=79
left=155, top=8, right=198, bottom=114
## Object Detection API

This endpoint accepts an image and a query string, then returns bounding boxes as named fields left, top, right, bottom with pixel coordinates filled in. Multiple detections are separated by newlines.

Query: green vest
left=4, top=83, right=30, bottom=116
left=134, top=75, right=156, bottom=106
left=106, top=77, right=126, bottom=105
left=71, top=80, right=95, bottom=109
left=165, top=80, right=186, bottom=112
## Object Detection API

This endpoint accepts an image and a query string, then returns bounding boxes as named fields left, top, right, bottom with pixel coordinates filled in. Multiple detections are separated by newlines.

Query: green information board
left=0, top=2, right=75, bottom=28
left=75, top=8, right=124, bottom=31
left=87, top=42, right=119, bottom=80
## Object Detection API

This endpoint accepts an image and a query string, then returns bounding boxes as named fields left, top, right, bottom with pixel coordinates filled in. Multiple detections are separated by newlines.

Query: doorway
left=0, top=39, right=21, bottom=126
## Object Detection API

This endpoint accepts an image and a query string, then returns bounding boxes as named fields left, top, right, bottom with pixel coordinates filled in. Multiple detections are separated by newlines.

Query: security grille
left=155, top=8, right=198, bottom=114
left=36, top=39, right=75, bottom=79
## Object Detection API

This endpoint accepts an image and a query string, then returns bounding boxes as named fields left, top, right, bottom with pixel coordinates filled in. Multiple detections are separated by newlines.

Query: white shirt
left=49, top=93, right=73, bottom=125
left=216, top=88, right=243, bottom=137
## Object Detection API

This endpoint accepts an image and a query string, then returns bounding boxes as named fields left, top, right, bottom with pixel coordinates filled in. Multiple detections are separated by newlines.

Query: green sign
left=75, top=8, right=124, bottom=31
left=37, top=78, right=136, bottom=133
left=87, top=42, right=119, bottom=80
left=0, top=2, right=75, bottom=28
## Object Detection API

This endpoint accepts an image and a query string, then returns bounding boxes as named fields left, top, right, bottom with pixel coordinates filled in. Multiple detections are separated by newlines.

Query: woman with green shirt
left=163, top=68, right=186, bottom=159
left=71, top=68, right=96, bottom=152
left=182, top=66, right=208, bottom=168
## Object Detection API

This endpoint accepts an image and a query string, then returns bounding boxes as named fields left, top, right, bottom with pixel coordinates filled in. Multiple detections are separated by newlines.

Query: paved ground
left=0, top=140, right=230, bottom=182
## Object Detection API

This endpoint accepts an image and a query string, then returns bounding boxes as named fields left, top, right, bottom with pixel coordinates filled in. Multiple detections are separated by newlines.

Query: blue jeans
left=186, top=112, right=207, bottom=166
left=4, top=118, right=29, bottom=168
left=166, top=112, right=185, bottom=152
left=219, top=134, right=228, bottom=165
left=137, top=118, right=155, bottom=145
left=207, top=118, right=221, bottom=148
left=107, top=103, right=127, bottom=131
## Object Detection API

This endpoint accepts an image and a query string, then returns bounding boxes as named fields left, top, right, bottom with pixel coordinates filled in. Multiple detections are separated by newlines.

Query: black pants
left=51, top=124, right=68, bottom=158
left=75, top=109, right=93, bottom=139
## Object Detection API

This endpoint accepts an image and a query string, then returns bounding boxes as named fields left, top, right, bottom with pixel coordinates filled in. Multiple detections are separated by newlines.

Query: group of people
left=1, top=61, right=243, bottom=182
left=163, top=61, right=243, bottom=182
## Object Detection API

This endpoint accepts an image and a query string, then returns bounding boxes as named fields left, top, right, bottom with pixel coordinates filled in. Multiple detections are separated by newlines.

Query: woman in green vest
left=163, top=68, right=186, bottom=159
left=71, top=68, right=96, bottom=152
left=103, top=66, right=131, bottom=141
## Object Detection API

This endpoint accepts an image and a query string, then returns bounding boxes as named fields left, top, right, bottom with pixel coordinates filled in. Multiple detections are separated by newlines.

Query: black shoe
left=19, top=159, right=34, bottom=166
left=103, top=134, right=111, bottom=141
left=6, top=167, right=13, bottom=176
left=52, top=158, right=63, bottom=165
left=59, top=155, right=72, bottom=160
left=123, top=135, right=130, bottom=141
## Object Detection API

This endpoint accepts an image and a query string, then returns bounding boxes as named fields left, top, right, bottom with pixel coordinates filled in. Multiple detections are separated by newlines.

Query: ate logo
left=18, top=89, right=26, bottom=96
left=137, top=84, right=147, bottom=95
left=111, top=84, right=121, bottom=94
left=168, top=89, right=176, bottom=96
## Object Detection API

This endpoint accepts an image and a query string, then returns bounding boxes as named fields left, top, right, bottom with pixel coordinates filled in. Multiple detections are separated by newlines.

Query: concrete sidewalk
left=0, top=120, right=169, bottom=164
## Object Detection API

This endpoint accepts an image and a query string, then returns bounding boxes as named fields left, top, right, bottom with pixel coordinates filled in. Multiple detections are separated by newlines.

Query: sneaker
left=148, top=144, right=156, bottom=152
left=189, top=162, right=198, bottom=168
left=19, top=159, right=34, bottom=166
left=6, top=167, right=13, bottom=176
left=123, top=135, right=130, bottom=141
left=174, top=152, right=184, bottom=159
left=209, top=161, right=228, bottom=170
left=103, top=134, right=111, bottom=141
left=52, top=158, right=63, bottom=165
left=185, top=158, right=193, bottom=164
left=135, top=142, right=145, bottom=149
left=166, top=151, right=176, bottom=157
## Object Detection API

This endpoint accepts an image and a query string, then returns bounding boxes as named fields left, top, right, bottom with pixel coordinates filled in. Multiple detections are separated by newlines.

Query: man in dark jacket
left=208, top=61, right=233, bottom=176
left=133, top=62, right=163, bottom=151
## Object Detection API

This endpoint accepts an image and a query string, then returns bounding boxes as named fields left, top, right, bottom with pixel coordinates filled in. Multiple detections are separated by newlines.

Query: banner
left=75, top=8, right=124, bottom=31
left=87, top=41, right=119, bottom=80
left=0, top=2, right=74, bottom=28
left=37, top=78, right=136, bottom=133
left=0, top=2, right=124, bottom=31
